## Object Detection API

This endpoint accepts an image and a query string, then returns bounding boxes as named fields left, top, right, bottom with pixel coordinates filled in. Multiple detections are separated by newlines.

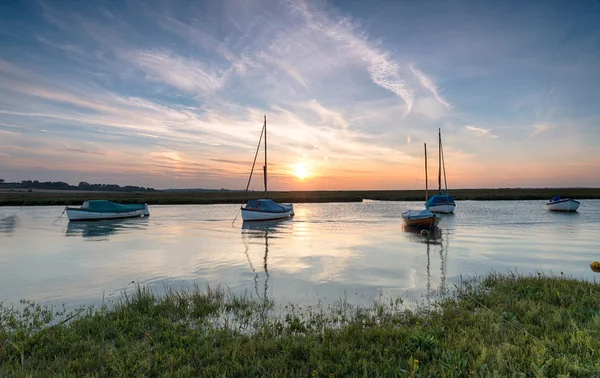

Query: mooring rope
left=52, top=208, right=66, bottom=225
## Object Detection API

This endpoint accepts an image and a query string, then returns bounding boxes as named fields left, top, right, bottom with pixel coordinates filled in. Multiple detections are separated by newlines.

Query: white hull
left=241, top=205, right=294, bottom=221
left=546, top=199, right=580, bottom=212
left=428, top=204, right=455, bottom=213
left=67, top=205, right=149, bottom=221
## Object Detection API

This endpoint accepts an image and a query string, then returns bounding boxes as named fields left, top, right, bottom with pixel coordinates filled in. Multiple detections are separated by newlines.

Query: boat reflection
left=402, top=225, right=448, bottom=299
left=241, top=219, right=291, bottom=304
left=66, top=218, right=148, bottom=239
left=0, top=215, right=18, bottom=235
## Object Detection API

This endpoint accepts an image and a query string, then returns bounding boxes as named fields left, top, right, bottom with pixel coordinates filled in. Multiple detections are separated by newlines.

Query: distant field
left=1, top=188, right=600, bottom=206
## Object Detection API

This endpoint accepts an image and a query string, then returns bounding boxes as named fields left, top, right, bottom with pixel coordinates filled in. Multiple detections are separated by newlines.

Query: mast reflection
left=241, top=219, right=291, bottom=304
left=402, top=224, right=448, bottom=298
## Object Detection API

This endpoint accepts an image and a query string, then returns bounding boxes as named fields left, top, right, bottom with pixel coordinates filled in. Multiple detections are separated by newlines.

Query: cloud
left=61, top=143, right=106, bottom=156
left=286, top=0, right=414, bottom=112
left=126, top=50, right=230, bottom=95
left=409, top=64, right=451, bottom=110
left=530, top=123, right=551, bottom=137
left=464, top=125, right=499, bottom=138
left=301, top=99, right=348, bottom=130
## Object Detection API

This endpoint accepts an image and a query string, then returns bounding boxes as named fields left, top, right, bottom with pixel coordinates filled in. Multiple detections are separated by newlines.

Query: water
left=1, top=200, right=599, bottom=308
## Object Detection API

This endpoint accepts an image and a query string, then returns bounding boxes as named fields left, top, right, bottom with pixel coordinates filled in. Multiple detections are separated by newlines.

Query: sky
left=0, top=0, right=599, bottom=190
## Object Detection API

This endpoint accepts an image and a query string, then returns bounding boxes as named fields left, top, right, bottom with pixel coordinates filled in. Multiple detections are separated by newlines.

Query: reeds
left=1, top=273, right=599, bottom=376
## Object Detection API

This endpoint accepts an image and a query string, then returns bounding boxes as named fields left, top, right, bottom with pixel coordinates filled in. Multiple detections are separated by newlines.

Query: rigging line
left=412, top=161, right=421, bottom=190
left=441, top=135, right=449, bottom=195
left=244, top=120, right=266, bottom=197
left=234, top=118, right=265, bottom=226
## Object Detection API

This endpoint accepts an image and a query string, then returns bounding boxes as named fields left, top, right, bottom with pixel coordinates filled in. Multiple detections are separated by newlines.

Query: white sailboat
left=241, top=115, right=294, bottom=222
left=426, top=128, right=456, bottom=213
left=402, top=143, right=441, bottom=229
left=546, top=196, right=580, bottom=212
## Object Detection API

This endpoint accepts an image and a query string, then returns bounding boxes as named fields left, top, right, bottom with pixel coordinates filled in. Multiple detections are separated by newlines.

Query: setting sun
left=294, top=162, right=310, bottom=181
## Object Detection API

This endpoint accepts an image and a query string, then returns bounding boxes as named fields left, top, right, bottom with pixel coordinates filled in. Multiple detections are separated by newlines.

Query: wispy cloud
left=409, top=64, right=450, bottom=110
left=126, top=50, right=229, bottom=95
left=287, top=0, right=414, bottom=112
left=1, top=0, right=598, bottom=188
left=61, top=143, right=106, bottom=156
left=464, top=125, right=499, bottom=138
left=530, top=123, right=551, bottom=137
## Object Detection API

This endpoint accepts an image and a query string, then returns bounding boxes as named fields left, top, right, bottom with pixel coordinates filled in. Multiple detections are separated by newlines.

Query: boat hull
left=67, top=204, right=150, bottom=221
left=428, top=203, right=456, bottom=213
left=241, top=204, right=294, bottom=222
left=546, top=199, right=580, bottom=212
left=401, top=210, right=440, bottom=229
left=402, top=216, right=440, bottom=229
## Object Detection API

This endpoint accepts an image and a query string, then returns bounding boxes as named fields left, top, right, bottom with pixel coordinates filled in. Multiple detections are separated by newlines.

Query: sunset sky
left=1, top=0, right=599, bottom=190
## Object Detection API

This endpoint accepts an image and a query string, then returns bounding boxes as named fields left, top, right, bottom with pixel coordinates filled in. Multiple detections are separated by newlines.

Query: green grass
left=1, top=273, right=599, bottom=377
left=2, top=187, right=600, bottom=206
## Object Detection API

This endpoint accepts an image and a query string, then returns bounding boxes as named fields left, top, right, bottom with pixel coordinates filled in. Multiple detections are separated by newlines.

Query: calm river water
left=1, top=200, right=599, bottom=308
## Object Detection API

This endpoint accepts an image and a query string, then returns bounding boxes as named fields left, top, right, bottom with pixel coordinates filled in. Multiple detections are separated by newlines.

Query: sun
left=294, top=162, right=310, bottom=181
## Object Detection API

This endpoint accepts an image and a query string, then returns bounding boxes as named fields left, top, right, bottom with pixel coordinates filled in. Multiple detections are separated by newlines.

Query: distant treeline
left=0, top=179, right=158, bottom=192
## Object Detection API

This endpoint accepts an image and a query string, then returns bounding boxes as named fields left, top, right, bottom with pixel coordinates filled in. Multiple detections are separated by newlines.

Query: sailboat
left=241, top=115, right=294, bottom=222
left=426, top=128, right=456, bottom=213
left=401, top=143, right=441, bottom=229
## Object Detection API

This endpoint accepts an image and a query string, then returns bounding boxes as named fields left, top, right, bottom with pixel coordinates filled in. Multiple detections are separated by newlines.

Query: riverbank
left=1, top=187, right=600, bottom=206
left=1, top=273, right=598, bottom=376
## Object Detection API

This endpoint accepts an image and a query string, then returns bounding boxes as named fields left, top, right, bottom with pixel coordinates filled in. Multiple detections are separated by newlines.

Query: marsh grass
left=1, top=273, right=599, bottom=377
left=2, top=188, right=600, bottom=206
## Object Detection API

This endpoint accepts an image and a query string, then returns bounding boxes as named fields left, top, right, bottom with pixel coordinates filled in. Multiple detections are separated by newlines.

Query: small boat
left=241, top=199, right=294, bottom=221
left=402, top=208, right=441, bottom=229
left=241, top=115, right=294, bottom=222
left=426, top=128, right=455, bottom=213
left=546, top=196, right=580, bottom=212
left=66, top=200, right=149, bottom=221
left=402, top=143, right=440, bottom=229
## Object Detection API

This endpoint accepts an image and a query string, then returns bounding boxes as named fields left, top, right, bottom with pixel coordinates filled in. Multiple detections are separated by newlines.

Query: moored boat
left=66, top=200, right=149, bottom=221
left=241, top=199, right=294, bottom=221
left=546, top=196, right=580, bottom=212
left=402, top=143, right=441, bottom=229
left=241, top=115, right=294, bottom=222
left=427, top=128, right=455, bottom=213
left=402, top=208, right=441, bottom=229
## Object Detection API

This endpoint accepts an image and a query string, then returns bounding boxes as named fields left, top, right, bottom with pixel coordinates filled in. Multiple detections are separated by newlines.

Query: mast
left=441, top=129, right=449, bottom=195
left=263, top=115, right=268, bottom=198
left=424, top=143, right=428, bottom=202
left=438, top=128, right=442, bottom=195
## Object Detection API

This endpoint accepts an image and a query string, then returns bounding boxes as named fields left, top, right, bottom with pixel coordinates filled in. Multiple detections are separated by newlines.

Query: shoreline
left=1, top=188, right=600, bottom=206
left=0, top=273, right=598, bottom=376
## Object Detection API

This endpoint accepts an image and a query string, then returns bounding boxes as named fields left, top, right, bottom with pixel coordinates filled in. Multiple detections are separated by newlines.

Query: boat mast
left=438, top=128, right=442, bottom=195
left=263, top=115, right=268, bottom=198
left=424, top=143, right=428, bottom=202
left=441, top=130, right=449, bottom=195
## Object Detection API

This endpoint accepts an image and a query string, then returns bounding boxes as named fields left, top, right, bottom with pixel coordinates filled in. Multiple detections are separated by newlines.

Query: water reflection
left=241, top=220, right=292, bottom=303
left=402, top=225, right=448, bottom=299
left=66, top=218, right=148, bottom=240
left=0, top=215, right=18, bottom=235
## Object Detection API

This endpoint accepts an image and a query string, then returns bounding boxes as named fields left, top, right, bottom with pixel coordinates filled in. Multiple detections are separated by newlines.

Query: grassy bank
left=1, top=273, right=599, bottom=376
left=2, top=187, right=600, bottom=206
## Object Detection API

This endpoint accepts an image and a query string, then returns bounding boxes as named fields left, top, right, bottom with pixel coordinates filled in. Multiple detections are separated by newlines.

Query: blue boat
left=426, top=128, right=456, bottom=213
left=66, top=200, right=150, bottom=221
